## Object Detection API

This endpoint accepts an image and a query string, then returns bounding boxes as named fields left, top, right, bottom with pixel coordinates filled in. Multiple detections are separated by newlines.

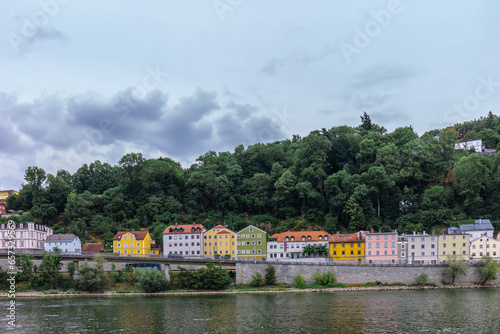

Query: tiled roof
left=113, top=231, right=149, bottom=241
left=82, top=243, right=103, bottom=253
left=270, top=231, right=330, bottom=242
left=213, top=224, right=226, bottom=229
left=46, top=234, right=78, bottom=242
left=218, top=230, right=230, bottom=234
left=329, top=233, right=363, bottom=243
left=163, top=224, right=206, bottom=234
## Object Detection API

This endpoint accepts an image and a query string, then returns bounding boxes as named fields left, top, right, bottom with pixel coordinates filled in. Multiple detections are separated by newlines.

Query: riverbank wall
left=236, top=262, right=500, bottom=286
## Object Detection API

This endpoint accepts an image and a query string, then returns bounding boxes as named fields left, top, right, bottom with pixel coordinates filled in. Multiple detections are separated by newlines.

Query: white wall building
left=454, top=139, right=484, bottom=153
left=162, top=223, right=206, bottom=257
left=44, top=234, right=81, bottom=253
left=0, top=221, right=53, bottom=251
left=267, top=231, right=329, bottom=261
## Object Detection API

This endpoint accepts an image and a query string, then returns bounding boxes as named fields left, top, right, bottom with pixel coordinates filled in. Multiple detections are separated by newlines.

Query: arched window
left=302, top=236, right=305, bottom=241
left=291, top=237, right=295, bottom=241
left=285, top=237, right=289, bottom=241
left=307, top=236, right=311, bottom=241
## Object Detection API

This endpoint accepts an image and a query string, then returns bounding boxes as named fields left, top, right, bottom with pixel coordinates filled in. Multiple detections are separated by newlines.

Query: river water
left=3, top=289, right=500, bottom=333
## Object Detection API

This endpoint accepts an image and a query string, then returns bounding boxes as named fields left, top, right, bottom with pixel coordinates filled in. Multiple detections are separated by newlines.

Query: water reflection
left=4, top=289, right=500, bottom=333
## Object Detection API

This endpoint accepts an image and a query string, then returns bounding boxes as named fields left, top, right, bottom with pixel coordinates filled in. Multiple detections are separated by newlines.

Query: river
left=3, top=289, right=500, bottom=333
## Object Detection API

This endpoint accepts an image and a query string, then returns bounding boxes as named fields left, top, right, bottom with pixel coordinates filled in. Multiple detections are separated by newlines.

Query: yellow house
left=437, top=233, right=470, bottom=263
left=203, top=225, right=237, bottom=258
left=329, top=232, right=365, bottom=264
left=0, top=190, right=18, bottom=201
left=113, top=231, right=154, bottom=256
left=470, top=235, right=500, bottom=261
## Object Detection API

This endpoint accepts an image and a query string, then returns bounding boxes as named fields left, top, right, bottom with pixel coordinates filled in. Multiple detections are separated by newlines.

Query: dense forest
left=4, top=112, right=500, bottom=249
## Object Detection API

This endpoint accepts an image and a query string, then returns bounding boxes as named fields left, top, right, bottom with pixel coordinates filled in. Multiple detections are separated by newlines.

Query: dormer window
left=291, top=237, right=295, bottom=241
left=191, top=228, right=195, bottom=232
left=302, top=236, right=305, bottom=241
left=307, top=236, right=311, bottom=241
left=285, top=237, right=289, bottom=241
left=169, top=228, right=173, bottom=233
left=319, top=236, right=322, bottom=240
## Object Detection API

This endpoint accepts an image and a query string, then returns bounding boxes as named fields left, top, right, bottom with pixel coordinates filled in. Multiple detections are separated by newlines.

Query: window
left=368, top=243, right=372, bottom=248
left=421, top=245, right=425, bottom=249
left=384, top=251, right=388, bottom=255
left=443, top=243, right=446, bottom=248
left=368, top=251, right=371, bottom=256
left=376, top=251, right=380, bottom=255
left=137, top=243, right=140, bottom=247
left=342, top=243, right=345, bottom=248
left=384, top=242, right=388, bottom=248
left=402, top=244, right=405, bottom=249
left=401, top=252, right=405, bottom=257
left=384, top=235, right=388, bottom=239
left=376, top=243, right=380, bottom=248
left=411, top=245, right=415, bottom=249
left=431, top=244, right=435, bottom=249
left=443, top=251, right=446, bottom=256
left=421, top=252, right=424, bottom=256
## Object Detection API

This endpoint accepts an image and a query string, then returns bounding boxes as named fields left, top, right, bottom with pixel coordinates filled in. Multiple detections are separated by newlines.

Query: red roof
left=213, top=224, right=226, bottom=229
left=82, top=243, right=103, bottom=253
left=162, top=224, right=206, bottom=234
left=329, top=233, right=363, bottom=243
left=271, top=231, right=329, bottom=242
left=113, top=231, right=149, bottom=241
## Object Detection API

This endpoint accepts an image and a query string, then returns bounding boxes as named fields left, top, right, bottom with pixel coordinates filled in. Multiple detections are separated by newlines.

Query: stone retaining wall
left=236, top=262, right=500, bottom=286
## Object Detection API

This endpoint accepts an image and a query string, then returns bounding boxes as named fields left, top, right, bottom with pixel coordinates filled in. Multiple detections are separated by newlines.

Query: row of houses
left=1, top=219, right=498, bottom=264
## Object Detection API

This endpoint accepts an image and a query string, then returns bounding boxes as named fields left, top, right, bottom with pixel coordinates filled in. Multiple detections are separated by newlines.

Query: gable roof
left=270, top=231, right=330, bottom=242
left=237, top=225, right=267, bottom=234
left=45, top=234, right=78, bottom=242
left=82, top=243, right=103, bottom=253
left=113, top=231, right=149, bottom=241
left=162, top=224, right=206, bottom=235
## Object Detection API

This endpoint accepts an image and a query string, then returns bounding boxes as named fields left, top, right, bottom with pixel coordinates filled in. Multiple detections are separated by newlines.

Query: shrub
left=477, top=255, right=499, bottom=285
left=67, top=262, right=76, bottom=277
left=313, top=270, right=337, bottom=287
left=443, top=255, right=468, bottom=285
left=172, top=260, right=231, bottom=290
left=265, top=265, right=277, bottom=285
left=250, top=272, right=265, bottom=287
left=294, top=274, right=306, bottom=288
left=75, top=255, right=109, bottom=292
left=415, top=272, right=428, bottom=286
left=134, top=268, right=170, bottom=293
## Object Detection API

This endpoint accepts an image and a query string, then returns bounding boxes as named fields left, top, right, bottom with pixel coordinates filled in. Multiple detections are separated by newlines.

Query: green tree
left=38, top=254, right=63, bottom=289
left=250, top=272, right=265, bottom=287
left=265, top=264, right=277, bottom=285
left=443, top=254, right=469, bottom=285
left=477, top=255, right=498, bottom=285
left=453, top=154, right=489, bottom=213
left=75, top=255, right=109, bottom=292
left=67, top=262, right=76, bottom=277
left=134, top=268, right=170, bottom=292
left=15, top=254, right=35, bottom=282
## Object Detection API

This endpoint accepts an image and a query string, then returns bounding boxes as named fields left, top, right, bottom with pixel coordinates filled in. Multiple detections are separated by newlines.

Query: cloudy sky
left=1, top=1, right=499, bottom=190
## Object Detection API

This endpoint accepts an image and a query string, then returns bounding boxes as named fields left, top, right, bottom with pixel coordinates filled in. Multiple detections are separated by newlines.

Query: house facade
left=113, top=231, right=154, bottom=256
left=0, top=221, right=52, bottom=251
left=0, top=202, right=6, bottom=214
left=162, top=223, right=206, bottom=257
left=237, top=225, right=267, bottom=261
left=329, top=231, right=365, bottom=264
left=437, top=233, right=470, bottom=263
left=267, top=231, right=330, bottom=261
left=44, top=234, right=81, bottom=254
left=0, top=190, right=18, bottom=201
left=397, top=235, right=408, bottom=264
left=406, top=232, right=438, bottom=264
left=365, top=231, right=398, bottom=264
left=470, top=236, right=500, bottom=261
left=203, top=225, right=237, bottom=258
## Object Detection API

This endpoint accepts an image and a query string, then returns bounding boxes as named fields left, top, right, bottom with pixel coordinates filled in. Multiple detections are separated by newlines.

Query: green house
left=237, top=225, right=268, bottom=260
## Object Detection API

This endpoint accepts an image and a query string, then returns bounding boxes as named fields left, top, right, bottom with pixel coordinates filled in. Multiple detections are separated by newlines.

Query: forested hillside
left=4, top=112, right=500, bottom=248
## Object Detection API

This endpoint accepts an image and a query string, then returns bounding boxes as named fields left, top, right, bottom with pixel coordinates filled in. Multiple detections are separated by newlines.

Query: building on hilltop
left=237, top=225, right=268, bottom=261
left=0, top=190, right=18, bottom=201
left=162, top=223, right=206, bottom=257
left=0, top=221, right=52, bottom=251
left=454, top=139, right=484, bottom=153
left=329, top=231, right=366, bottom=264
left=203, top=225, right=237, bottom=259
left=267, top=230, right=330, bottom=262
left=44, top=234, right=82, bottom=254
left=113, top=231, right=155, bottom=256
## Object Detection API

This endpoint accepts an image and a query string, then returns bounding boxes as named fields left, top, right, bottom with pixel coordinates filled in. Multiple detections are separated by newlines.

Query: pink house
left=365, top=231, right=398, bottom=264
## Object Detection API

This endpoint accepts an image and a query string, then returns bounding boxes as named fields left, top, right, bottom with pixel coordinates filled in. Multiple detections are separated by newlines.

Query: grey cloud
left=13, top=26, right=67, bottom=56
left=226, top=101, right=257, bottom=120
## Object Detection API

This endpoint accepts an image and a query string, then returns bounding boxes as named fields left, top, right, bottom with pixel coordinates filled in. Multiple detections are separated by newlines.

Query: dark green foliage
left=293, top=274, right=306, bottom=288
left=15, top=254, right=35, bottom=282
left=10, top=112, right=500, bottom=236
left=172, top=260, right=231, bottom=290
left=75, top=255, right=109, bottom=292
left=250, top=272, right=265, bottom=287
left=265, top=265, right=277, bottom=285
left=67, top=262, right=76, bottom=277
left=313, top=270, right=337, bottom=287
left=38, top=255, right=63, bottom=289
left=302, top=244, right=328, bottom=255
left=134, top=268, right=170, bottom=292
left=477, top=255, right=499, bottom=285
left=443, top=255, right=469, bottom=285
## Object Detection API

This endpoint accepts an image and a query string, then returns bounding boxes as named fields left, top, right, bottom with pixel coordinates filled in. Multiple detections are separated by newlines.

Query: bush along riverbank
left=3, top=255, right=498, bottom=299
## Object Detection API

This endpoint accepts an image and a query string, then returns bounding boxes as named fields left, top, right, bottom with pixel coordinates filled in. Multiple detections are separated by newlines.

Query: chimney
left=413, top=231, right=416, bottom=236
left=371, top=228, right=374, bottom=233
left=379, top=230, right=381, bottom=233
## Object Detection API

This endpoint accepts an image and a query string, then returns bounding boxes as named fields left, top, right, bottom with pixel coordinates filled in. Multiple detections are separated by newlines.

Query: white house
left=44, top=234, right=81, bottom=254
left=267, top=231, right=330, bottom=261
left=162, top=223, right=206, bottom=257
left=0, top=221, right=53, bottom=251
left=454, top=139, right=484, bottom=153
left=449, top=219, right=494, bottom=239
